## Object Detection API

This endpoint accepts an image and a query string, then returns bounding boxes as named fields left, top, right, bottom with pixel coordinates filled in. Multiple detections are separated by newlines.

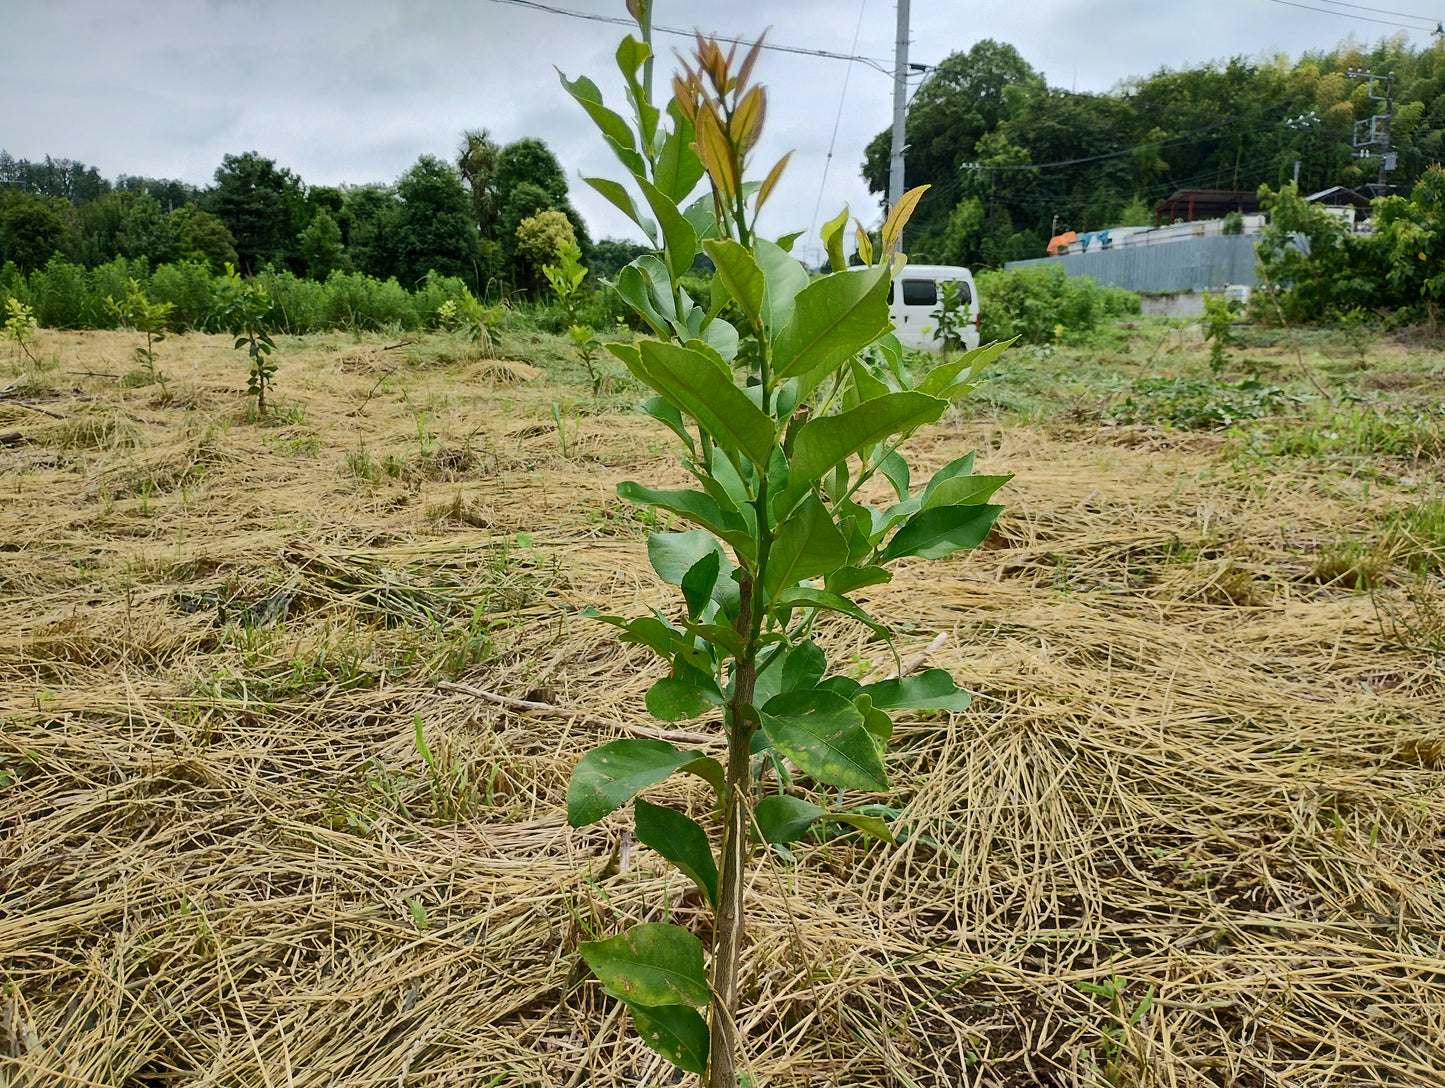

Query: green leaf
left=613, top=266, right=670, bottom=337
left=636, top=175, right=699, bottom=281
left=680, top=620, right=745, bottom=656
left=758, top=689, right=888, bottom=791
left=878, top=450, right=910, bottom=502
left=580, top=923, right=711, bottom=1007
left=918, top=452, right=975, bottom=502
left=754, top=793, right=825, bottom=844
left=916, top=340, right=1011, bottom=399
left=770, top=587, right=890, bottom=639
left=878, top=504, right=1004, bottom=562
left=653, top=113, right=705, bottom=205
left=826, top=811, right=897, bottom=844
left=679, top=755, right=726, bottom=797
left=648, top=530, right=728, bottom=585
left=699, top=313, right=739, bottom=362
left=824, top=565, right=892, bottom=595
left=629, top=1002, right=709, bottom=1074
left=858, top=668, right=973, bottom=712
left=681, top=193, right=721, bottom=247
left=584, top=177, right=657, bottom=244
left=680, top=550, right=722, bottom=619
left=787, top=392, right=945, bottom=494
left=704, top=238, right=765, bottom=328
left=820, top=206, right=850, bottom=273
left=754, top=238, right=811, bottom=335
left=567, top=740, right=708, bottom=827
left=920, top=473, right=1013, bottom=511
left=852, top=692, right=894, bottom=740
left=635, top=799, right=719, bottom=906
left=586, top=611, right=705, bottom=669
left=642, top=397, right=695, bottom=455
left=558, top=71, right=646, bottom=177
left=781, top=639, right=827, bottom=694
left=763, top=494, right=849, bottom=597
left=645, top=674, right=724, bottom=722
left=620, top=482, right=755, bottom=558
left=772, top=264, right=892, bottom=385
left=634, top=341, right=776, bottom=469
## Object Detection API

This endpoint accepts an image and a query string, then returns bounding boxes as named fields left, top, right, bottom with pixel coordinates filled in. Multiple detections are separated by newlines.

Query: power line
left=1260, top=0, right=1438, bottom=31
left=480, top=0, right=894, bottom=74
left=1292, top=0, right=1440, bottom=26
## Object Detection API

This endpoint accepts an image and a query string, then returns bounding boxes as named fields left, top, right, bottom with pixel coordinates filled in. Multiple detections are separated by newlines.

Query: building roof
left=1305, top=185, right=1372, bottom=210
left=1154, top=190, right=1262, bottom=221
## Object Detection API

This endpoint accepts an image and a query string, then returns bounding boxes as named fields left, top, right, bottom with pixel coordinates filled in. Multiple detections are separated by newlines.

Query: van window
left=950, top=280, right=972, bottom=306
left=901, top=279, right=936, bottom=306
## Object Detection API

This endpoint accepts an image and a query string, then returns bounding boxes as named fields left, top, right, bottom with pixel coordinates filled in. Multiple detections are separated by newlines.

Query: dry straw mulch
left=2, top=332, right=1443, bottom=1087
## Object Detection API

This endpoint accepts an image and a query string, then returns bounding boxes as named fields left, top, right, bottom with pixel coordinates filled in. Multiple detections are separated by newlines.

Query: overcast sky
left=3, top=0, right=1439, bottom=265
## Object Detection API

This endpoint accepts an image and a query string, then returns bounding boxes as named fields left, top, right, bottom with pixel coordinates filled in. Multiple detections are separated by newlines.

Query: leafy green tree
left=392, top=155, right=483, bottom=289
left=204, top=152, right=307, bottom=273
left=514, top=208, right=576, bottom=291
left=297, top=207, right=349, bottom=279
left=494, top=137, right=592, bottom=255
left=219, top=264, right=278, bottom=414
left=557, top=13, right=1009, bottom=1087
left=1375, top=164, right=1445, bottom=323
left=0, top=191, right=70, bottom=273
left=590, top=237, right=652, bottom=278
left=78, top=191, right=177, bottom=266
left=340, top=184, right=398, bottom=280
left=104, top=278, right=174, bottom=380
left=171, top=206, right=238, bottom=273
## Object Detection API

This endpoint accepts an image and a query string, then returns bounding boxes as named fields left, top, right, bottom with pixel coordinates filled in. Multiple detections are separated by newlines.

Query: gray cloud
left=2, top=0, right=1432, bottom=261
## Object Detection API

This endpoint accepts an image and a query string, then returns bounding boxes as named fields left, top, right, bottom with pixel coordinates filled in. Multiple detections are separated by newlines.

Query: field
left=2, top=320, right=1443, bottom=1087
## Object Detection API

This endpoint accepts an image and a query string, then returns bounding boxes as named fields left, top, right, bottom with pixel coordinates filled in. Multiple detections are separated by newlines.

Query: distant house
left=1154, top=189, right=1262, bottom=224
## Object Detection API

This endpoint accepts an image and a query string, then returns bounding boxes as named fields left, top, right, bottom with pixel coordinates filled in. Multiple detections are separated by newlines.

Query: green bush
left=149, top=260, right=220, bottom=331
left=258, top=269, right=327, bottom=333
left=317, top=271, right=418, bottom=332
left=30, top=256, right=102, bottom=329
left=0, top=261, right=30, bottom=309
left=411, top=271, right=472, bottom=329
left=977, top=264, right=1139, bottom=345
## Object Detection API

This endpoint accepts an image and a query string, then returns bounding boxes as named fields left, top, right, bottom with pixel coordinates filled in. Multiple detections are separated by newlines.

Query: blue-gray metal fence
left=1005, top=234, right=1260, bottom=293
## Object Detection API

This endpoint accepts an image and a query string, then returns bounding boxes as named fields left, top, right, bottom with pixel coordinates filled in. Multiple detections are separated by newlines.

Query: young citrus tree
left=104, top=277, right=175, bottom=382
left=219, top=264, right=278, bottom=415
left=560, top=6, right=1010, bottom=1085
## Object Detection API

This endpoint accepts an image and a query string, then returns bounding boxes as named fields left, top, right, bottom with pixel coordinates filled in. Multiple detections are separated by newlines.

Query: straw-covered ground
left=2, top=322, right=1443, bottom=1087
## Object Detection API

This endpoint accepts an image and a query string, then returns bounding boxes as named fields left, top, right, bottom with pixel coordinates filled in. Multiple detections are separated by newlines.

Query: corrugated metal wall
left=1005, top=234, right=1260, bottom=292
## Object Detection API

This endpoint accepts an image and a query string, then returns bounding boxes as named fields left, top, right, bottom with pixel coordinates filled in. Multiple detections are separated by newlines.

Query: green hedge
left=977, top=264, right=1140, bottom=345
left=0, top=258, right=481, bottom=335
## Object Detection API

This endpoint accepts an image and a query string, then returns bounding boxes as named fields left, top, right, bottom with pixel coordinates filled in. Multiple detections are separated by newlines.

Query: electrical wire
left=807, top=0, right=869, bottom=248
left=1260, top=0, right=1438, bottom=31
left=1304, top=0, right=1441, bottom=24
left=479, top=0, right=895, bottom=74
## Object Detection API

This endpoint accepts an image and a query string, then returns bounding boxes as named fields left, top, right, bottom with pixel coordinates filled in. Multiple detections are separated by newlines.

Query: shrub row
left=0, top=256, right=478, bottom=334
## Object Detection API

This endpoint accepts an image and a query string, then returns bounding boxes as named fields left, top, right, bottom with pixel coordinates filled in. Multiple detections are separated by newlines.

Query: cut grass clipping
left=1, top=324, right=1443, bottom=1087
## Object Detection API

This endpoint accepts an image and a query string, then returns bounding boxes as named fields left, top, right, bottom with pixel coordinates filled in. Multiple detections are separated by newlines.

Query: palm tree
left=457, top=128, right=501, bottom=238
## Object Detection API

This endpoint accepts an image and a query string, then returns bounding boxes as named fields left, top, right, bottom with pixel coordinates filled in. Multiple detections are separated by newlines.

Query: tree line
left=0, top=135, right=651, bottom=297
left=864, top=34, right=1445, bottom=268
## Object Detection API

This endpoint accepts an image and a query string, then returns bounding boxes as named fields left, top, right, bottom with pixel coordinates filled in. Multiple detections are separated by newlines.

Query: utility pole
left=1347, top=67, right=1396, bottom=197
left=888, top=0, right=910, bottom=211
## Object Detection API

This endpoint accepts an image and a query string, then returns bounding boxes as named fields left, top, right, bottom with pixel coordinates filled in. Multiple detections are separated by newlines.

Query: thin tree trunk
left=708, top=577, right=756, bottom=1088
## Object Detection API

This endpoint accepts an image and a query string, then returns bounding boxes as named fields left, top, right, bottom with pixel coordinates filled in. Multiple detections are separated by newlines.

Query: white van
left=888, top=264, right=981, bottom=352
